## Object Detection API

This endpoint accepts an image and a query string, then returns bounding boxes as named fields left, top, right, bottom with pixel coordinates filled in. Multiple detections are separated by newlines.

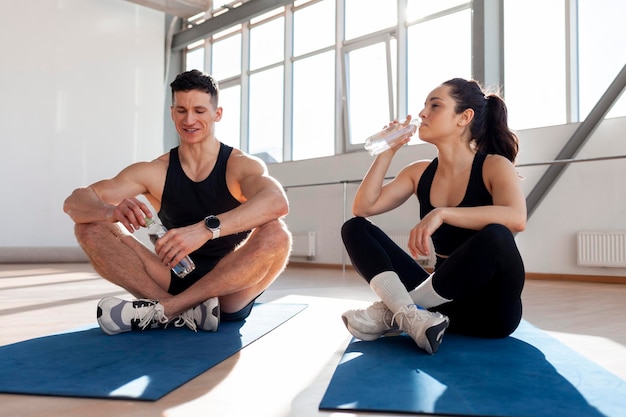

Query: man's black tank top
left=158, top=143, right=250, bottom=263
left=417, top=152, right=493, bottom=257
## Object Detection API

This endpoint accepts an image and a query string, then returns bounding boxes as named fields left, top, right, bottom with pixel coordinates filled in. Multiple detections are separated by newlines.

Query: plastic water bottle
left=364, top=120, right=418, bottom=156
left=145, top=217, right=196, bottom=278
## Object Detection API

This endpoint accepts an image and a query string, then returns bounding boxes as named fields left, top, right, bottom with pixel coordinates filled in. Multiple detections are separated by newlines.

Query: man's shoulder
left=122, top=153, right=169, bottom=180
left=227, top=147, right=266, bottom=168
left=148, top=152, right=170, bottom=168
left=223, top=148, right=269, bottom=185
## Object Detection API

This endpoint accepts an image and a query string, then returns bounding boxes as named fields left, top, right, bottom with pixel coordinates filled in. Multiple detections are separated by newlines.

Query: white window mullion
left=283, top=6, right=294, bottom=161
left=240, top=23, right=251, bottom=153
left=565, top=0, right=580, bottom=123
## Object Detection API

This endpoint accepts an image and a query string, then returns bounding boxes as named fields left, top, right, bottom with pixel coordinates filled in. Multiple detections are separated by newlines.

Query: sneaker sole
left=97, top=297, right=125, bottom=335
left=382, top=329, right=403, bottom=337
left=342, top=315, right=382, bottom=341
left=197, top=298, right=220, bottom=332
left=424, top=318, right=450, bottom=354
left=346, top=324, right=383, bottom=341
left=342, top=315, right=401, bottom=341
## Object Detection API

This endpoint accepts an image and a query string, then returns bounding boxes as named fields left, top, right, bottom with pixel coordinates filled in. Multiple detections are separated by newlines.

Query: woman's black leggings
left=341, top=217, right=525, bottom=338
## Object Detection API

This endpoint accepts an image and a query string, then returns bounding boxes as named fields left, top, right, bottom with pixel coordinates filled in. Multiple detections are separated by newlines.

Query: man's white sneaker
left=341, top=301, right=400, bottom=341
left=172, top=297, right=220, bottom=332
left=392, top=305, right=449, bottom=354
left=97, top=297, right=169, bottom=335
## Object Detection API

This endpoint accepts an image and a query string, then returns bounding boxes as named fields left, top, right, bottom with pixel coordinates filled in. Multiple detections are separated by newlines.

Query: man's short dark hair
left=170, top=69, right=219, bottom=108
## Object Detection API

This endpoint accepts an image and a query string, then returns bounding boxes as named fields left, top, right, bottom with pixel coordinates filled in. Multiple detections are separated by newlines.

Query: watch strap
left=204, top=215, right=221, bottom=240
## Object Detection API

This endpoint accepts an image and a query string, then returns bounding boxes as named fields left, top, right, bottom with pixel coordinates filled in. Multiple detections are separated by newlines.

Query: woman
left=341, top=78, right=526, bottom=354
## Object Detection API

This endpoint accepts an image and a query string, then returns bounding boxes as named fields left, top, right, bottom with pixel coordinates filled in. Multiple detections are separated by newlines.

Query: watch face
left=205, top=216, right=220, bottom=229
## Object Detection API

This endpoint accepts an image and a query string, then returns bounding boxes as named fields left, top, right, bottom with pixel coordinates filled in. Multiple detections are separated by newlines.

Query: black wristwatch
left=204, top=215, right=221, bottom=239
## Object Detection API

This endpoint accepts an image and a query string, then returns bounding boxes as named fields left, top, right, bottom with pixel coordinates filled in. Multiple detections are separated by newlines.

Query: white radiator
left=577, top=230, right=626, bottom=267
left=389, top=233, right=431, bottom=264
left=291, top=232, right=316, bottom=260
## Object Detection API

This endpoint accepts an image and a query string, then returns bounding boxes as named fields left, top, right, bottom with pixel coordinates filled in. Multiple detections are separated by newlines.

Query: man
left=64, top=70, right=291, bottom=335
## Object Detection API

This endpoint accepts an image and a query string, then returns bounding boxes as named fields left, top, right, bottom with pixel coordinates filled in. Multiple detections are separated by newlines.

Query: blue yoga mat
left=0, top=302, right=306, bottom=401
left=320, top=320, right=626, bottom=417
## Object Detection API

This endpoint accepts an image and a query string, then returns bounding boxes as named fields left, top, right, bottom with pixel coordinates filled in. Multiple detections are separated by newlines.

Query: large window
left=292, top=0, right=336, bottom=160
left=407, top=6, right=472, bottom=121
left=504, top=0, right=567, bottom=129
left=211, top=29, right=241, bottom=80
left=249, top=67, right=284, bottom=163
left=215, top=85, right=241, bottom=149
left=504, top=0, right=626, bottom=129
left=180, top=0, right=626, bottom=163
left=293, top=0, right=335, bottom=56
left=293, top=51, right=336, bottom=160
left=185, top=42, right=205, bottom=72
left=406, top=0, right=467, bottom=19
left=344, top=0, right=397, bottom=40
left=344, top=39, right=396, bottom=149
left=209, top=25, right=244, bottom=154
left=578, top=0, right=626, bottom=119
left=249, top=15, right=284, bottom=71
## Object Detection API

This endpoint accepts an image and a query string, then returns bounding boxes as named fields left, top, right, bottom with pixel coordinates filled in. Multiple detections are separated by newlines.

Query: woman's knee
left=483, top=223, right=511, bottom=236
left=341, top=216, right=369, bottom=241
left=480, top=224, right=516, bottom=247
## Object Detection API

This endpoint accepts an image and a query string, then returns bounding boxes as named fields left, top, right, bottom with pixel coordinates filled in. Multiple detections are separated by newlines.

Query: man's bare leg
left=160, top=219, right=292, bottom=317
left=77, top=219, right=291, bottom=327
left=74, top=222, right=171, bottom=299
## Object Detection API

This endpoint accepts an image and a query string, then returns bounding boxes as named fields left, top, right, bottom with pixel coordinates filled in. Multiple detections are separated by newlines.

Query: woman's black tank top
left=417, top=152, right=493, bottom=257
left=158, top=143, right=250, bottom=262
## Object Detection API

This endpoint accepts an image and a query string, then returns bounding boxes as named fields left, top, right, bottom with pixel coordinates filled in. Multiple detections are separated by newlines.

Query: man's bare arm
left=63, top=162, right=160, bottom=232
left=221, top=152, right=289, bottom=233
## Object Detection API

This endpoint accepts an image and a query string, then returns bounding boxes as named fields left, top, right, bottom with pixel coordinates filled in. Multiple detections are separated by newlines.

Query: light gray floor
left=1, top=263, right=625, bottom=417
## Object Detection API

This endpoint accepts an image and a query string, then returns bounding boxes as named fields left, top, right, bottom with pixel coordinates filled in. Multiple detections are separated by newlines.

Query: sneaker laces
left=135, top=301, right=169, bottom=330
left=391, top=305, right=421, bottom=328
left=172, top=310, right=198, bottom=332
left=370, top=301, right=395, bottom=328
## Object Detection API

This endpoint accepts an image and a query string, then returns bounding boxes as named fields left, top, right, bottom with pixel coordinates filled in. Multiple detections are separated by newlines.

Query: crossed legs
left=75, top=219, right=292, bottom=319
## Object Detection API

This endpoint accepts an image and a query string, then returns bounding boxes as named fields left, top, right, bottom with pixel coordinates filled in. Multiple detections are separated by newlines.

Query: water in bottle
left=364, top=119, right=418, bottom=156
left=145, top=217, right=196, bottom=278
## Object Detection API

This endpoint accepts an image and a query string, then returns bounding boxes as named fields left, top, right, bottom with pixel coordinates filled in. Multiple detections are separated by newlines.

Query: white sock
left=408, top=274, right=451, bottom=309
left=369, top=271, right=414, bottom=314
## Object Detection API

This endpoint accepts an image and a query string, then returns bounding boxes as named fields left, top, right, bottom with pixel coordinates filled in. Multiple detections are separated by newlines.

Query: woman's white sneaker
left=392, top=305, right=449, bottom=354
left=341, top=301, right=400, bottom=341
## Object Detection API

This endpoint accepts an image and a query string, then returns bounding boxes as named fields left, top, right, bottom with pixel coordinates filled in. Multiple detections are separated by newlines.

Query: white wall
left=0, top=0, right=164, bottom=260
left=270, top=117, right=626, bottom=278
left=516, top=117, right=626, bottom=277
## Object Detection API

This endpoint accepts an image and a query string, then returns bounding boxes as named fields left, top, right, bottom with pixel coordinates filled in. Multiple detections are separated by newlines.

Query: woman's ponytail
left=480, top=94, right=518, bottom=162
left=443, top=79, right=519, bottom=163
